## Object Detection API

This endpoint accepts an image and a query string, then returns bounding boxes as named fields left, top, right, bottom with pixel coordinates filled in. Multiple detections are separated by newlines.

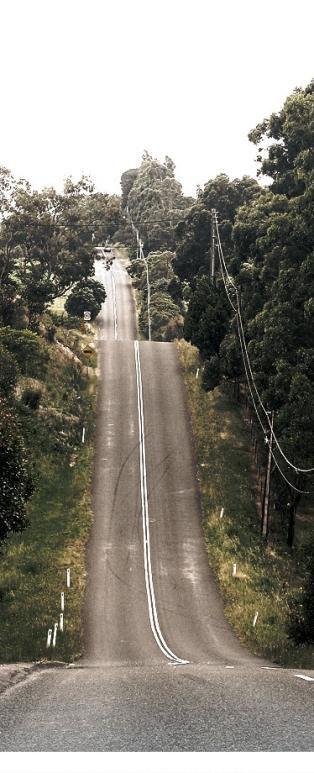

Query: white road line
left=134, top=341, right=189, bottom=665
left=294, top=674, right=314, bottom=682
left=112, top=272, right=117, bottom=340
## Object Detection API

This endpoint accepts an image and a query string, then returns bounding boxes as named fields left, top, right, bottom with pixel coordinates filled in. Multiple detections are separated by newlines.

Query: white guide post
left=52, top=623, right=58, bottom=648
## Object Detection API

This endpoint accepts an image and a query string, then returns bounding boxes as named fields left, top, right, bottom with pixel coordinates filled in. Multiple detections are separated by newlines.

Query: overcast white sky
left=0, top=0, right=312, bottom=197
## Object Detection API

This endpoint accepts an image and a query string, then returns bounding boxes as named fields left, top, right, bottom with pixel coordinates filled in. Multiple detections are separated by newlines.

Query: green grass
left=0, top=324, right=97, bottom=664
left=177, top=339, right=313, bottom=668
left=0, top=446, right=93, bottom=662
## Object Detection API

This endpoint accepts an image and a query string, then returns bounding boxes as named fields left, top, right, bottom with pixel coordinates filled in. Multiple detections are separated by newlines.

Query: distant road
left=0, top=257, right=313, bottom=751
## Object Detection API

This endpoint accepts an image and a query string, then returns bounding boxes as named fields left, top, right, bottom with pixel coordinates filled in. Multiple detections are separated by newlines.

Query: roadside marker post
left=220, top=507, right=224, bottom=519
left=66, top=568, right=71, bottom=588
left=61, top=592, right=65, bottom=611
left=196, top=368, right=199, bottom=379
left=253, top=612, right=259, bottom=627
left=52, top=623, right=58, bottom=648
left=232, top=563, right=237, bottom=577
left=60, top=613, right=64, bottom=632
left=46, top=629, right=52, bottom=648
left=82, top=427, right=86, bottom=444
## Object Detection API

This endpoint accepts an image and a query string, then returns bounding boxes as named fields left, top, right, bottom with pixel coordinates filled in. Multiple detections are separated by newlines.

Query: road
left=0, top=256, right=313, bottom=751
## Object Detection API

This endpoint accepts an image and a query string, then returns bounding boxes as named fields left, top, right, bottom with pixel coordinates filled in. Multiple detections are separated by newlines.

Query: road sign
left=84, top=311, right=91, bottom=321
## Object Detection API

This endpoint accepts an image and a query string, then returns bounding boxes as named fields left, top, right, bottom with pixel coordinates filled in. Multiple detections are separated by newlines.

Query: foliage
left=0, top=344, right=19, bottom=397
left=184, top=275, right=230, bottom=363
left=174, top=174, right=260, bottom=283
left=121, top=153, right=194, bottom=256
left=0, top=171, right=118, bottom=324
left=65, top=279, right=106, bottom=320
left=177, top=340, right=313, bottom=666
left=128, top=248, right=184, bottom=340
left=0, top=336, right=96, bottom=661
left=178, top=81, right=314, bottom=547
left=0, top=328, right=49, bottom=377
left=21, top=387, right=42, bottom=410
left=0, top=397, right=34, bottom=542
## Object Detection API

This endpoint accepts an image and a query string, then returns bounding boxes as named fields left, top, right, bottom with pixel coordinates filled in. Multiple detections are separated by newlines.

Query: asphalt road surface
left=0, top=257, right=313, bottom=752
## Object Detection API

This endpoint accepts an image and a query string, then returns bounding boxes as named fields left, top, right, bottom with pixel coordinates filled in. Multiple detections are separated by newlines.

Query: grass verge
left=0, top=324, right=97, bottom=663
left=177, top=339, right=313, bottom=668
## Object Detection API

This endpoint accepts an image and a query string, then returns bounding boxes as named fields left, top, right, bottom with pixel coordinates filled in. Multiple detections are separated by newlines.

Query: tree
left=122, top=153, right=194, bottom=256
left=174, top=174, right=260, bottom=283
left=248, top=80, right=314, bottom=197
left=184, top=276, right=230, bottom=361
left=65, top=279, right=106, bottom=320
left=0, top=171, right=120, bottom=324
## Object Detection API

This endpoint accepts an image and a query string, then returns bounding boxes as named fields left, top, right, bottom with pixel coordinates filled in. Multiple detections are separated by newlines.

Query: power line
left=215, top=216, right=313, bottom=492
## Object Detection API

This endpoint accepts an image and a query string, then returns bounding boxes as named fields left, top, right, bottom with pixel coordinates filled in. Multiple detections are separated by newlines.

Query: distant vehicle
left=103, top=246, right=111, bottom=252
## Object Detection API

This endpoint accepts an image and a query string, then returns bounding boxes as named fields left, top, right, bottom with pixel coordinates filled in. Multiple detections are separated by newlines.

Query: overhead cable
left=215, top=215, right=314, bottom=476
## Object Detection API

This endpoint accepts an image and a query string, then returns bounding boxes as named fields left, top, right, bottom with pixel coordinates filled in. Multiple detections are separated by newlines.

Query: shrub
left=0, top=397, right=34, bottom=542
left=0, top=345, right=19, bottom=397
left=21, top=388, right=42, bottom=410
left=0, top=328, right=49, bottom=378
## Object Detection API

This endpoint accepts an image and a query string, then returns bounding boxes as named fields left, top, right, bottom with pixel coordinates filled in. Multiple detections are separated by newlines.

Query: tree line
left=0, top=172, right=122, bottom=543
left=120, top=82, right=314, bottom=552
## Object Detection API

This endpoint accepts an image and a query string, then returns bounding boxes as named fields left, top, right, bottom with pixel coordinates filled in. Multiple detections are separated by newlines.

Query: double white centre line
left=134, top=340, right=189, bottom=665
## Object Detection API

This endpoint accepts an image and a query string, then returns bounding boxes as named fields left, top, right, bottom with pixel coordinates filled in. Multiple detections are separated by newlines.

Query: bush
left=0, top=345, right=19, bottom=397
left=0, top=397, right=34, bottom=542
left=46, top=325, right=57, bottom=343
left=21, top=388, right=42, bottom=410
left=0, top=328, right=49, bottom=378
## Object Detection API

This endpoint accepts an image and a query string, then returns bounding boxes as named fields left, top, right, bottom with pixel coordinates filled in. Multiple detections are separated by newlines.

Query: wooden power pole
left=210, top=209, right=216, bottom=284
left=261, top=410, right=274, bottom=540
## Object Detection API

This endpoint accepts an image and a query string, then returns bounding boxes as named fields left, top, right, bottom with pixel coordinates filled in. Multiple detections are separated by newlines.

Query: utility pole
left=139, top=239, right=151, bottom=341
left=261, top=410, right=274, bottom=540
left=210, top=208, right=217, bottom=284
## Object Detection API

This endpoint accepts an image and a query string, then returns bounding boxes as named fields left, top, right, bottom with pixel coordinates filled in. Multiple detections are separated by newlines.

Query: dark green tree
left=65, top=279, right=106, bottom=320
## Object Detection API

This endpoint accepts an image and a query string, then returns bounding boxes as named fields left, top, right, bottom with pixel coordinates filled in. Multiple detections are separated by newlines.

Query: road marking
left=112, top=271, right=117, bottom=340
left=294, top=674, right=314, bottom=682
left=134, top=340, right=189, bottom=665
